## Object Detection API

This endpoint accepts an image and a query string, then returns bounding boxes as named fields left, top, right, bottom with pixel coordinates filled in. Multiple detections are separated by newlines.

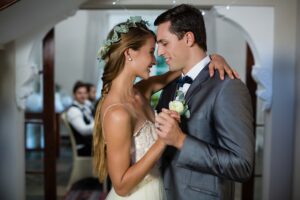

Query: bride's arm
left=135, top=54, right=239, bottom=100
left=103, top=107, right=165, bottom=196
left=135, top=70, right=181, bottom=100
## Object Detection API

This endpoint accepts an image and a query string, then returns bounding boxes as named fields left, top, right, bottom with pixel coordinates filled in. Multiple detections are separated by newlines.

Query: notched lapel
left=157, top=78, right=179, bottom=112
left=170, top=77, right=180, bottom=100
left=185, top=64, right=210, bottom=104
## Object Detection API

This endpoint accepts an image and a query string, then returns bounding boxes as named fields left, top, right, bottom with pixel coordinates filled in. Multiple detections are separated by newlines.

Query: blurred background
left=0, top=0, right=299, bottom=200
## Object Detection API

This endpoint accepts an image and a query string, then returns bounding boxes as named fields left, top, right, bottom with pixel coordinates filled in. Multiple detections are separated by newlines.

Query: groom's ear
left=185, top=32, right=196, bottom=47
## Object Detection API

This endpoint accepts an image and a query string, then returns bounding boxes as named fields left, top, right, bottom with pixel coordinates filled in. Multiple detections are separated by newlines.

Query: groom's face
left=156, top=21, right=188, bottom=72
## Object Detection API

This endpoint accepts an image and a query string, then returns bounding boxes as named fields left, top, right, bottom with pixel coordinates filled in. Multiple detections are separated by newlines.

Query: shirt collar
left=73, top=100, right=85, bottom=108
left=182, top=55, right=211, bottom=80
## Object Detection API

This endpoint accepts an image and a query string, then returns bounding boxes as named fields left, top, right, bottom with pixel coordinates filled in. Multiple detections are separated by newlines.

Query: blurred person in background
left=67, top=81, right=94, bottom=156
left=86, top=83, right=97, bottom=115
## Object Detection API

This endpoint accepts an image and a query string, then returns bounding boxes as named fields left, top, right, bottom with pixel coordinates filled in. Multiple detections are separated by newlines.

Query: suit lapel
left=170, top=78, right=180, bottom=101
left=185, top=63, right=210, bottom=104
left=156, top=78, right=180, bottom=112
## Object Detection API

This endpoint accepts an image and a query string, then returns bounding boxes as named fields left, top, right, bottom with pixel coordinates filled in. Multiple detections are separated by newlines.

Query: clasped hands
left=155, top=108, right=186, bottom=149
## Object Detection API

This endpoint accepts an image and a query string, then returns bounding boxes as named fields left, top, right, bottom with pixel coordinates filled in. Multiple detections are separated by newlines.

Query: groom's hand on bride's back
left=209, top=54, right=240, bottom=80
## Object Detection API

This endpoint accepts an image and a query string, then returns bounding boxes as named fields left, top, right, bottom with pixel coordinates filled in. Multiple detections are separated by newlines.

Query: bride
left=93, top=16, right=235, bottom=199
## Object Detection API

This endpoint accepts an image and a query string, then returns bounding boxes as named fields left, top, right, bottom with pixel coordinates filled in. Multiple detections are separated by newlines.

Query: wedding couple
left=93, top=4, right=254, bottom=200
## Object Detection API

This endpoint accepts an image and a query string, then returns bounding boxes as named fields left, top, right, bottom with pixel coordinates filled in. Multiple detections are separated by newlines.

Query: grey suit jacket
left=156, top=64, right=255, bottom=200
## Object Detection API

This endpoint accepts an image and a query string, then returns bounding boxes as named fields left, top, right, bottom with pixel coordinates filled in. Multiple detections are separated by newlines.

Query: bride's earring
left=128, top=57, right=132, bottom=61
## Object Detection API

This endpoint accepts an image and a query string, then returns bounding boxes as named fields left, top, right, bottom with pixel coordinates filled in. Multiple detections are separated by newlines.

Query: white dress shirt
left=66, top=100, right=94, bottom=135
left=179, top=56, right=211, bottom=96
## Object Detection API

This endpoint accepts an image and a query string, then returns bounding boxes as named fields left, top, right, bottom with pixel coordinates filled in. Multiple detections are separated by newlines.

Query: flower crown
left=97, top=16, right=150, bottom=60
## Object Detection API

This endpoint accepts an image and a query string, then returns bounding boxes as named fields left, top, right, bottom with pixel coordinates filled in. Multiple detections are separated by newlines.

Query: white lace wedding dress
left=104, top=105, right=166, bottom=200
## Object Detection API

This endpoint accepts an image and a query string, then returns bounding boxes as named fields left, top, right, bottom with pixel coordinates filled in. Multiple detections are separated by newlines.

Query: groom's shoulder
left=210, top=72, right=247, bottom=91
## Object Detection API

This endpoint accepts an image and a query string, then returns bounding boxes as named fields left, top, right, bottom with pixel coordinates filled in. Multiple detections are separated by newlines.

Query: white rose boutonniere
left=169, top=90, right=190, bottom=118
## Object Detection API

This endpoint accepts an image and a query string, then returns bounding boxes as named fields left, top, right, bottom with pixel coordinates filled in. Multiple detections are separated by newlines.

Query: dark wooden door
left=242, top=43, right=256, bottom=200
left=43, top=28, right=57, bottom=200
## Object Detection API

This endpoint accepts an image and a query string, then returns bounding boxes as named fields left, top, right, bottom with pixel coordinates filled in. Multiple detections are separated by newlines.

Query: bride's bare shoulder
left=101, top=103, right=133, bottom=140
left=101, top=98, right=131, bottom=123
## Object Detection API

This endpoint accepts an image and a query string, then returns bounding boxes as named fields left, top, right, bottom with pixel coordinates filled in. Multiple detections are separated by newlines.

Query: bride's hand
left=209, top=54, right=240, bottom=80
left=156, top=138, right=167, bottom=147
left=169, top=111, right=181, bottom=123
left=161, top=108, right=181, bottom=123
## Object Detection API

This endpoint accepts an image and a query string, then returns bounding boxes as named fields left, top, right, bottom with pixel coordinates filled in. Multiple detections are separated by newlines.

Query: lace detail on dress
left=130, top=120, right=161, bottom=187
left=131, top=120, right=157, bottom=163
left=102, top=105, right=160, bottom=184
left=103, top=107, right=165, bottom=199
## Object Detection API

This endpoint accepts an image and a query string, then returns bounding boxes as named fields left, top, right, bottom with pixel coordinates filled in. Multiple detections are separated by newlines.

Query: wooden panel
left=242, top=43, right=256, bottom=200
left=0, top=0, right=19, bottom=11
left=43, top=28, right=57, bottom=200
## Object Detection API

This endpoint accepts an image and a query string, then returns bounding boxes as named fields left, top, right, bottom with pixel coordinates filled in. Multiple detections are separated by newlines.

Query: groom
left=155, top=4, right=254, bottom=200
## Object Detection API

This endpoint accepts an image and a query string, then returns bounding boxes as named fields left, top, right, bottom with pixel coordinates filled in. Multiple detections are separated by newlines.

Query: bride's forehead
left=143, top=37, right=156, bottom=46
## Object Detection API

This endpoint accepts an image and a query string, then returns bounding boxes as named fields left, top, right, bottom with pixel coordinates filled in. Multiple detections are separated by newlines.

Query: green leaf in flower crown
left=115, top=25, right=129, bottom=33
left=97, top=16, right=150, bottom=61
left=104, top=40, right=110, bottom=46
left=143, top=21, right=150, bottom=26
left=111, top=31, right=120, bottom=42
left=130, top=16, right=142, bottom=24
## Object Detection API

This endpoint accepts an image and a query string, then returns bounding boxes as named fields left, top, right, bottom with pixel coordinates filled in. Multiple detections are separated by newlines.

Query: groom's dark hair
left=154, top=4, right=207, bottom=51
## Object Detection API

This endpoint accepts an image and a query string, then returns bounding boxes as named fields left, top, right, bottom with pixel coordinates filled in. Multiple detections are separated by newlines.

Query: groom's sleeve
left=176, top=79, right=255, bottom=182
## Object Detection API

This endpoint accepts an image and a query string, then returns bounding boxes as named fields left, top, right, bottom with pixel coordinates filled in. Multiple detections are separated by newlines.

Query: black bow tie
left=176, top=76, right=193, bottom=87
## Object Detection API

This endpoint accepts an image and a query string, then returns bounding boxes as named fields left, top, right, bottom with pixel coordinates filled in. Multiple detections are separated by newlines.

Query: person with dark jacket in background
left=67, top=81, right=94, bottom=156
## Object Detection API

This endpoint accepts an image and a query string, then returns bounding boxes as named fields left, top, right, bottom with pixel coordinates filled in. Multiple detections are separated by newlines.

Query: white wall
left=0, top=1, right=87, bottom=199
left=266, top=1, right=298, bottom=199
left=293, top=1, right=300, bottom=199
left=55, top=11, right=89, bottom=94
left=214, top=3, right=297, bottom=199
left=0, top=43, right=25, bottom=200
left=0, top=0, right=87, bottom=45
left=215, top=16, right=247, bottom=82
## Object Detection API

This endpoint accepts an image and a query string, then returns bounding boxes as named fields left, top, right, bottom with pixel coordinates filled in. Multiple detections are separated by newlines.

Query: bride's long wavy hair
left=93, top=21, right=155, bottom=182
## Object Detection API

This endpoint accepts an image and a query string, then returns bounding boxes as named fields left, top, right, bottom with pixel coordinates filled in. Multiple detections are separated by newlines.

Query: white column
left=0, top=43, right=25, bottom=200
left=293, top=1, right=300, bottom=199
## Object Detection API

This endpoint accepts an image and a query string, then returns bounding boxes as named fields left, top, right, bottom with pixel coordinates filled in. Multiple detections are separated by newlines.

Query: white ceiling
left=80, top=0, right=275, bottom=9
